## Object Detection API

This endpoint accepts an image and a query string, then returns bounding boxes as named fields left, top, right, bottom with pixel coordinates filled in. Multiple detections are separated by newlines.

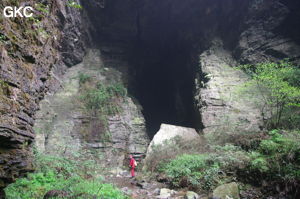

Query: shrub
left=145, top=136, right=206, bottom=172
left=5, top=153, right=128, bottom=199
left=239, top=61, right=300, bottom=129
left=81, top=82, right=126, bottom=114
left=105, top=83, right=127, bottom=98
left=153, top=130, right=300, bottom=196
left=160, top=154, right=222, bottom=191
left=243, top=130, right=300, bottom=190
left=35, top=3, right=49, bottom=14
left=210, top=144, right=250, bottom=170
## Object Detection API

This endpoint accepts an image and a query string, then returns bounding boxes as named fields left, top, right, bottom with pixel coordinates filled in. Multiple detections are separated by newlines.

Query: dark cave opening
left=127, top=20, right=202, bottom=138
left=128, top=42, right=202, bottom=138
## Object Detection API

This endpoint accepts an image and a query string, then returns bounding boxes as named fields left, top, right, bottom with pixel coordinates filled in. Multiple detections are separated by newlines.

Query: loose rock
left=213, top=182, right=240, bottom=199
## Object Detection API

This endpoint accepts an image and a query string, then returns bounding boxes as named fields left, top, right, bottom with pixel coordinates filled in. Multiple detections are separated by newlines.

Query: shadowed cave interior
left=128, top=35, right=202, bottom=138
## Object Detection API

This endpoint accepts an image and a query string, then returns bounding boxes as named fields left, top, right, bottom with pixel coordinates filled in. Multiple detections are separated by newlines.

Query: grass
left=78, top=73, right=92, bottom=85
left=5, top=152, right=128, bottom=199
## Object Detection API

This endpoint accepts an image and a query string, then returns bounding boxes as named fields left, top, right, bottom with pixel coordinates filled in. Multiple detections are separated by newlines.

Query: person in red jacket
left=129, top=155, right=136, bottom=178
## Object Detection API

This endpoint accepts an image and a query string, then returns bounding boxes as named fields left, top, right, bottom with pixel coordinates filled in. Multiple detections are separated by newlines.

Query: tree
left=240, top=60, right=300, bottom=129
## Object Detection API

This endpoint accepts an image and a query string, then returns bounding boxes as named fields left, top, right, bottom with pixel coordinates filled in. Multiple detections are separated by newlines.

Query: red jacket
left=130, top=158, right=136, bottom=169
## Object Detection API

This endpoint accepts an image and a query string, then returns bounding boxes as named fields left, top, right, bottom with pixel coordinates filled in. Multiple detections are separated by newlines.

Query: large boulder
left=156, top=188, right=176, bottom=199
left=146, top=124, right=201, bottom=154
left=213, top=182, right=240, bottom=199
left=144, top=124, right=202, bottom=171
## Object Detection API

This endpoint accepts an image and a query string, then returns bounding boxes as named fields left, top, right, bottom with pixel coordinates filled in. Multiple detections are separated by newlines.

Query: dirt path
left=105, top=171, right=191, bottom=199
left=105, top=172, right=166, bottom=199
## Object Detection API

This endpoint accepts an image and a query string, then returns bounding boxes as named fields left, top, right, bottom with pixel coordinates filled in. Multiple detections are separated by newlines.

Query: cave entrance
left=128, top=30, right=202, bottom=139
left=83, top=0, right=208, bottom=138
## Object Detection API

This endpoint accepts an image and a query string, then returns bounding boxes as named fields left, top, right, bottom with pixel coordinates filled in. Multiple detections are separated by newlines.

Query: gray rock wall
left=0, top=0, right=88, bottom=196
left=235, top=0, right=300, bottom=64
left=195, top=39, right=264, bottom=140
left=195, top=0, right=300, bottom=138
left=34, top=49, right=149, bottom=170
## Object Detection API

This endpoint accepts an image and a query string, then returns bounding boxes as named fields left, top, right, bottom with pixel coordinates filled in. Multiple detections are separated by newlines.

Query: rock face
left=0, top=0, right=88, bottom=196
left=34, top=49, right=149, bottom=168
left=194, top=0, right=300, bottom=137
left=213, top=182, right=240, bottom=199
left=195, top=39, right=264, bottom=139
left=146, top=124, right=200, bottom=154
left=236, top=0, right=300, bottom=64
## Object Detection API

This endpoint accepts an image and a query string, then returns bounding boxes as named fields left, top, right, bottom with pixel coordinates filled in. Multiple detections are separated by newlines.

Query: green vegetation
left=0, top=33, right=7, bottom=43
left=5, top=152, right=128, bottom=199
left=78, top=72, right=92, bottom=85
left=239, top=61, right=300, bottom=129
left=156, top=130, right=300, bottom=193
left=152, top=60, right=300, bottom=196
left=160, top=154, right=221, bottom=191
left=247, top=130, right=300, bottom=184
left=81, top=82, right=126, bottom=115
left=145, top=136, right=205, bottom=172
left=77, top=72, right=127, bottom=141
left=35, top=3, right=50, bottom=14
left=67, top=1, right=83, bottom=9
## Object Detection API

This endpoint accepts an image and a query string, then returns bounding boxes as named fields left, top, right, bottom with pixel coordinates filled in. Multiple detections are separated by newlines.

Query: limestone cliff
left=195, top=0, right=300, bottom=138
left=0, top=0, right=87, bottom=195
left=34, top=49, right=149, bottom=169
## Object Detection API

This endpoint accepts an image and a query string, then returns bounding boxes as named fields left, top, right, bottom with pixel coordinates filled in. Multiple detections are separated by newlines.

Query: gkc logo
left=3, top=6, right=34, bottom=18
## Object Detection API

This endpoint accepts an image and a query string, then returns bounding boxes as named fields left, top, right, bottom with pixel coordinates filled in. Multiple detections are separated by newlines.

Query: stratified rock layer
left=195, top=40, right=263, bottom=138
left=0, top=0, right=87, bottom=196
left=34, top=49, right=149, bottom=169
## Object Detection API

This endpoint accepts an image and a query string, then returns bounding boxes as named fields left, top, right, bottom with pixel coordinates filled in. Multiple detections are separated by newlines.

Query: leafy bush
left=209, top=144, right=250, bottom=170
left=239, top=61, right=300, bottom=129
left=145, top=136, right=206, bottom=172
left=81, top=82, right=126, bottom=116
left=155, top=130, right=300, bottom=195
left=249, top=152, right=269, bottom=173
left=160, top=154, right=222, bottom=191
left=248, top=130, right=300, bottom=182
left=105, top=83, right=127, bottom=98
left=5, top=153, right=127, bottom=199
